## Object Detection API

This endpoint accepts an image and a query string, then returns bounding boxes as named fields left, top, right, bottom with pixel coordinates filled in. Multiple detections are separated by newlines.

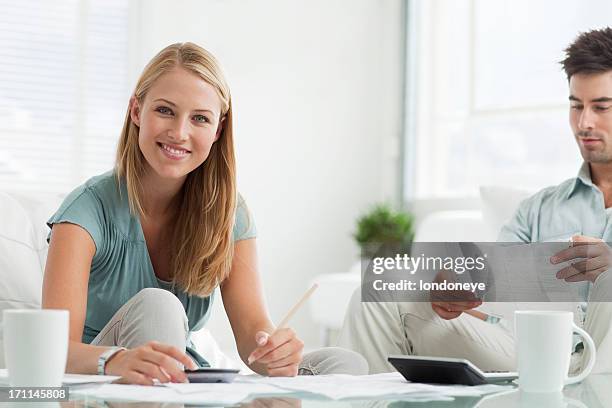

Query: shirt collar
left=568, top=162, right=595, bottom=198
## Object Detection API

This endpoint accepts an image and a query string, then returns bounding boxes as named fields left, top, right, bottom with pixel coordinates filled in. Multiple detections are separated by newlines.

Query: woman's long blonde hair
left=116, top=42, right=236, bottom=296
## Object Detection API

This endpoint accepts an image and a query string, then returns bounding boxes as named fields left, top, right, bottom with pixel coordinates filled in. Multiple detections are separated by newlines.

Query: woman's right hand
left=104, top=341, right=198, bottom=385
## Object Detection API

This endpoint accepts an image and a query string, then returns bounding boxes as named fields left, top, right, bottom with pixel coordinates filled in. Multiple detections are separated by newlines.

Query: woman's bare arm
left=221, top=239, right=273, bottom=370
left=42, top=223, right=196, bottom=382
left=42, top=222, right=109, bottom=373
left=221, top=239, right=303, bottom=376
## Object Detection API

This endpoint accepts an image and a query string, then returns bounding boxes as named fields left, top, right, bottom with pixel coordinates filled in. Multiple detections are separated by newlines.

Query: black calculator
left=388, top=355, right=517, bottom=386
left=184, top=368, right=240, bottom=383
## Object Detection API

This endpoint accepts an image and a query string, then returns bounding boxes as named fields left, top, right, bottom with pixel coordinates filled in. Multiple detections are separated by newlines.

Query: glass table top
left=8, top=374, right=611, bottom=408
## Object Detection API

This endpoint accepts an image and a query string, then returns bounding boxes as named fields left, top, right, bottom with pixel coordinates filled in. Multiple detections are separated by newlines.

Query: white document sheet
left=73, top=383, right=252, bottom=405
left=235, top=372, right=511, bottom=400
left=475, top=242, right=585, bottom=302
left=71, top=372, right=512, bottom=404
left=165, top=381, right=294, bottom=396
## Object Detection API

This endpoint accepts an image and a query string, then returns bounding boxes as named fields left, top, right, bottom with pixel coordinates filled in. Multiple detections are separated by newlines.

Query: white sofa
left=0, top=190, right=239, bottom=369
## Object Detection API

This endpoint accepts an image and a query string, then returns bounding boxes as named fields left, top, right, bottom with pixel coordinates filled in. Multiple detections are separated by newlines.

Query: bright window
left=404, top=0, right=612, bottom=198
left=0, top=0, right=131, bottom=192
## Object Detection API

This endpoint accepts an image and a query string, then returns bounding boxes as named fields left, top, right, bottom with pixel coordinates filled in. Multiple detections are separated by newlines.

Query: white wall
left=133, top=0, right=405, bottom=352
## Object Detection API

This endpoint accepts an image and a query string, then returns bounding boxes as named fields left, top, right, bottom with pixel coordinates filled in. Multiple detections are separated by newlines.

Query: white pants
left=92, top=288, right=368, bottom=375
left=337, top=271, right=612, bottom=374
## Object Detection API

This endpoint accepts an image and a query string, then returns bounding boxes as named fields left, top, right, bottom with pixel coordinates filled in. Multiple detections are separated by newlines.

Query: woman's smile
left=157, top=142, right=191, bottom=160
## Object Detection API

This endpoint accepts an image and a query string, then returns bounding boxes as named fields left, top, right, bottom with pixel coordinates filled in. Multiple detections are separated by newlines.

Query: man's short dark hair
left=561, top=27, right=612, bottom=80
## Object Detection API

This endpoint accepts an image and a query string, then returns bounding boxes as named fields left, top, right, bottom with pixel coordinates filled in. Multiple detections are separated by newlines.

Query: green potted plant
left=353, top=204, right=415, bottom=259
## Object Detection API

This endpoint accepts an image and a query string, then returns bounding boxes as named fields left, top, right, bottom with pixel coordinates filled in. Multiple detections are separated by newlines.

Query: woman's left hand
left=247, top=328, right=304, bottom=376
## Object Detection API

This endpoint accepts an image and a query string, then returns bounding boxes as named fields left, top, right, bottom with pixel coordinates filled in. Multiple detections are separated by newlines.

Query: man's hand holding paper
left=551, top=235, right=612, bottom=283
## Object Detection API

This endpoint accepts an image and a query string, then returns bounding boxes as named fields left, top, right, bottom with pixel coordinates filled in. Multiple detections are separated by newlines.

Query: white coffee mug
left=515, top=310, right=596, bottom=393
left=3, top=309, right=69, bottom=387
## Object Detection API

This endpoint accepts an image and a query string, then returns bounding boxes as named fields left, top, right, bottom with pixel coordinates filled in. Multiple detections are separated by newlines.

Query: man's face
left=569, top=71, right=612, bottom=164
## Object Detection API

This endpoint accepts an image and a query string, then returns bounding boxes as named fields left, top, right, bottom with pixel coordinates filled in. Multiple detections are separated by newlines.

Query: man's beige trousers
left=338, top=271, right=612, bottom=374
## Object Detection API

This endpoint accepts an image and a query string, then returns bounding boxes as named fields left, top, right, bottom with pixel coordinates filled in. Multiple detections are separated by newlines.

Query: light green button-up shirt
left=498, top=162, right=612, bottom=302
left=499, top=162, right=612, bottom=244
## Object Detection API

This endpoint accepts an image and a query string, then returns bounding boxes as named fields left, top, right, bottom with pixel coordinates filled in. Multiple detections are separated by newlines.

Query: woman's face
left=131, top=67, right=223, bottom=182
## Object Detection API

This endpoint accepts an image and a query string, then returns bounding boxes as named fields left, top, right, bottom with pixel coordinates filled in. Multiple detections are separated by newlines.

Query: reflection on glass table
left=32, top=374, right=612, bottom=408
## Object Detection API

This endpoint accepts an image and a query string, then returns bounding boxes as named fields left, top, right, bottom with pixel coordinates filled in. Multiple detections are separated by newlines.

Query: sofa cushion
left=415, top=210, right=491, bottom=242
left=0, top=192, right=45, bottom=309
left=5, top=191, right=65, bottom=268
left=0, top=192, right=49, bottom=368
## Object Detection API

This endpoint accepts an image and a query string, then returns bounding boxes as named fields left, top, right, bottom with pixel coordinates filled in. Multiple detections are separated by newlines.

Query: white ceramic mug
left=3, top=309, right=69, bottom=387
left=515, top=310, right=596, bottom=393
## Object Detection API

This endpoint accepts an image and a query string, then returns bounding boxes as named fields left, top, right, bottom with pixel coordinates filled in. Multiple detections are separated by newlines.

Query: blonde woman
left=42, top=42, right=367, bottom=385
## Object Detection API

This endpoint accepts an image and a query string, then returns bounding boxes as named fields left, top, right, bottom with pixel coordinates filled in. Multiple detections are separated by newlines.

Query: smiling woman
left=133, top=68, right=224, bottom=182
left=41, top=42, right=367, bottom=385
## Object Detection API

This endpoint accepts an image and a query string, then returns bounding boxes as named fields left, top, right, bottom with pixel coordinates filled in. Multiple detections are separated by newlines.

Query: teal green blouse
left=47, top=171, right=256, bottom=344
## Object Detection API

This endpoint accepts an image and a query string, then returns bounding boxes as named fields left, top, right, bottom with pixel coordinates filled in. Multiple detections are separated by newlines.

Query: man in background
left=338, top=27, right=612, bottom=374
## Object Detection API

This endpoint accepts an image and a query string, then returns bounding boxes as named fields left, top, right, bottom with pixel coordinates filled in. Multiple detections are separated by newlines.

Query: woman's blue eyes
left=156, top=106, right=173, bottom=115
left=154, top=106, right=209, bottom=123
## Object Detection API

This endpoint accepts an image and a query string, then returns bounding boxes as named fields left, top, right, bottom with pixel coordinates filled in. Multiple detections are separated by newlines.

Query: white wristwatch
left=98, top=347, right=127, bottom=375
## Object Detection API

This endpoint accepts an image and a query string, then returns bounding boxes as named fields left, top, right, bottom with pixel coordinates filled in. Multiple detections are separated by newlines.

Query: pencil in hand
left=247, top=283, right=319, bottom=364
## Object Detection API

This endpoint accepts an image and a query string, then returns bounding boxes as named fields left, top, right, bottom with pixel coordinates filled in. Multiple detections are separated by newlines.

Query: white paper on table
left=72, top=372, right=512, bottom=403
left=236, top=372, right=512, bottom=400
left=0, top=369, right=119, bottom=386
left=164, top=381, right=294, bottom=396
left=72, top=383, right=250, bottom=405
